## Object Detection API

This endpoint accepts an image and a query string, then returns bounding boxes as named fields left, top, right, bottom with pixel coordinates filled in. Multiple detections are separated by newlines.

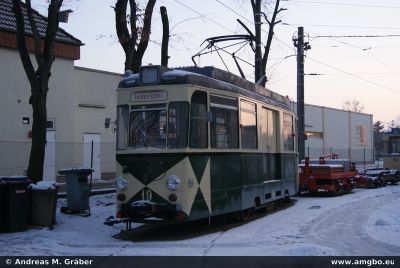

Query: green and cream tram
left=113, top=65, right=298, bottom=224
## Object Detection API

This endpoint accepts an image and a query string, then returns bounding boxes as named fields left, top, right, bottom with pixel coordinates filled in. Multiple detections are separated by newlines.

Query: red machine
left=299, top=154, right=356, bottom=195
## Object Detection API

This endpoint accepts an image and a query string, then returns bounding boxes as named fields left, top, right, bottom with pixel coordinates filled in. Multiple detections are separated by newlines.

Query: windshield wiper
left=140, top=129, right=148, bottom=147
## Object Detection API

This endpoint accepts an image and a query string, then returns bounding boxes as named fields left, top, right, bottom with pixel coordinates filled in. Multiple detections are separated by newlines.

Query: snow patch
left=29, top=181, right=58, bottom=190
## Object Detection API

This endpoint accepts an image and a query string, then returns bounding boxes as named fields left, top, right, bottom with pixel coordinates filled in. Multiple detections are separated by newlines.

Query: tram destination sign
left=130, top=91, right=168, bottom=102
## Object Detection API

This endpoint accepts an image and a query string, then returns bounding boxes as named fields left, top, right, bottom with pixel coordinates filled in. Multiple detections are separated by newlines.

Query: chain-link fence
left=306, top=146, right=374, bottom=164
left=0, top=141, right=116, bottom=181
left=0, top=141, right=375, bottom=180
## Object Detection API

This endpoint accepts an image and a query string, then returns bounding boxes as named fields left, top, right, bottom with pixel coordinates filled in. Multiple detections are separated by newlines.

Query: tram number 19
left=141, top=189, right=152, bottom=201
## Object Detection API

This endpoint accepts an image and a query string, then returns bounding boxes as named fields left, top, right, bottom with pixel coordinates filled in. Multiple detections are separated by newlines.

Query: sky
left=32, top=0, right=400, bottom=128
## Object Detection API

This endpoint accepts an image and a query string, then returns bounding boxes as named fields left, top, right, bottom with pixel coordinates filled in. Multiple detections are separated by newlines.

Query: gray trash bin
left=58, top=168, right=92, bottom=214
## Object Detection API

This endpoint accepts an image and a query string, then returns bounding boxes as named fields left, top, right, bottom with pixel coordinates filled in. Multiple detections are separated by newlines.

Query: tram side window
left=117, top=105, right=129, bottom=150
left=129, top=104, right=167, bottom=148
left=168, top=102, right=189, bottom=148
left=283, top=113, right=294, bottom=151
left=210, top=95, right=239, bottom=149
left=190, top=91, right=208, bottom=148
left=240, top=100, right=257, bottom=149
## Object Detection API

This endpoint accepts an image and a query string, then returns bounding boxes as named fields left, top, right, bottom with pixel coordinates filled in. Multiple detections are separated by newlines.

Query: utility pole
left=254, top=0, right=262, bottom=83
left=296, top=27, right=305, bottom=162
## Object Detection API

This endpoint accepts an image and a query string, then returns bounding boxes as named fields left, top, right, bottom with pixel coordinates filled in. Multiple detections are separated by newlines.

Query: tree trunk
left=27, top=82, right=48, bottom=182
left=13, top=0, right=61, bottom=182
left=115, top=0, right=156, bottom=72
left=160, top=6, right=169, bottom=67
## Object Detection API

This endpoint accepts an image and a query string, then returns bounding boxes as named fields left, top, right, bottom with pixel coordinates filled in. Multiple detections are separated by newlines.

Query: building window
left=283, top=113, right=294, bottom=151
left=210, top=95, right=239, bottom=149
left=47, top=118, right=55, bottom=130
left=190, top=91, right=208, bottom=148
left=240, top=100, right=257, bottom=149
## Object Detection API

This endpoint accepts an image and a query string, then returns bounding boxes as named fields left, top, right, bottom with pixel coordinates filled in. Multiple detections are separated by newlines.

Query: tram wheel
left=235, top=208, right=253, bottom=222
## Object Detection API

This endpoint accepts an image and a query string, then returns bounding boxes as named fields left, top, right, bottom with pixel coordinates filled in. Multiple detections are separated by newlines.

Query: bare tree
left=343, top=99, right=365, bottom=112
left=160, top=6, right=169, bottom=67
left=115, top=0, right=156, bottom=72
left=13, top=0, right=63, bottom=182
left=251, top=0, right=286, bottom=86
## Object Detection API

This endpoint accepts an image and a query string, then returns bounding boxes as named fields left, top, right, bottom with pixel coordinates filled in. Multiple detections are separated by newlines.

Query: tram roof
left=118, top=66, right=293, bottom=111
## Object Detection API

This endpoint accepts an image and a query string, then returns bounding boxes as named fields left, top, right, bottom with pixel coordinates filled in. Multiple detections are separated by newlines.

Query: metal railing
left=305, top=146, right=374, bottom=165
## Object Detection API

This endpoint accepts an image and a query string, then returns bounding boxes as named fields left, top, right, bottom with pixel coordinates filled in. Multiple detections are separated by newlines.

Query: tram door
left=260, top=107, right=278, bottom=153
left=261, top=108, right=281, bottom=200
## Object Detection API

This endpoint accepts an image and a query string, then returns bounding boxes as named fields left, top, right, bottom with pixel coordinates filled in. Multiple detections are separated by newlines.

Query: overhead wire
left=313, top=34, right=400, bottom=39
left=281, top=0, right=400, bottom=9
left=172, top=0, right=236, bottom=34
left=283, top=23, right=400, bottom=31
left=310, top=38, right=400, bottom=75
left=176, top=0, right=400, bottom=93
left=307, top=56, right=400, bottom=94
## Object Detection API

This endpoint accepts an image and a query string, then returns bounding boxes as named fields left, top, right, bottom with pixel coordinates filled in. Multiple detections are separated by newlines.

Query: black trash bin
left=30, top=182, right=58, bottom=227
left=0, top=176, right=31, bottom=232
left=58, top=168, right=92, bottom=215
left=0, top=179, right=5, bottom=232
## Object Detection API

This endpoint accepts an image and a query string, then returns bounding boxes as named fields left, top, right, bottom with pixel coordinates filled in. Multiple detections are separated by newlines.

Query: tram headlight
left=115, top=176, right=128, bottom=191
left=167, top=175, right=180, bottom=191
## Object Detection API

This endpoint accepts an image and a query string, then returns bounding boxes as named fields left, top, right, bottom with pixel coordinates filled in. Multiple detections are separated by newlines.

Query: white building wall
left=304, top=105, right=324, bottom=156
left=0, top=47, right=121, bottom=178
left=0, top=47, right=76, bottom=142
left=303, top=104, right=373, bottom=163
left=72, top=67, right=119, bottom=143
left=349, top=112, right=374, bottom=162
left=72, top=67, right=120, bottom=176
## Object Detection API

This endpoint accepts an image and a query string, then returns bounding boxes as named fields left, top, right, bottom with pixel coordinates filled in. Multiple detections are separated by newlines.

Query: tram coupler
left=104, top=216, right=132, bottom=229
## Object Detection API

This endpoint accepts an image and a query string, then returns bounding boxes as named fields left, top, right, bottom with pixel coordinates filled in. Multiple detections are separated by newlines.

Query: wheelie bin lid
left=0, top=175, right=29, bottom=182
left=58, top=168, right=93, bottom=175
left=29, top=181, right=58, bottom=191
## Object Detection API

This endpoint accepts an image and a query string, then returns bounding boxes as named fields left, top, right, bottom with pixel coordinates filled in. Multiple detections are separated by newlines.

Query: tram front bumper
left=121, top=200, right=178, bottom=220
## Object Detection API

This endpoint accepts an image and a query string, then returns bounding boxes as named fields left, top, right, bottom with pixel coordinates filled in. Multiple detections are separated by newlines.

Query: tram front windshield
left=129, top=102, right=188, bottom=148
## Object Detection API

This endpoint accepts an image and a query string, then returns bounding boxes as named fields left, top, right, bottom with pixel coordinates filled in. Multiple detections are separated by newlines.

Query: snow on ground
left=1, top=185, right=399, bottom=256
left=366, top=189, right=400, bottom=248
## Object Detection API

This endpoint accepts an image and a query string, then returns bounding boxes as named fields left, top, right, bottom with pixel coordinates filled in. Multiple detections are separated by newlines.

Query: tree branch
left=115, top=0, right=134, bottom=70
left=43, top=0, right=63, bottom=76
left=261, top=0, right=284, bottom=86
left=160, top=6, right=169, bottom=67
left=115, top=0, right=131, bottom=54
left=277, top=7, right=287, bottom=13
left=25, top=0, right=42, bottom=65
left=251, top=0, right=256, bottom=12
left=129, top=0, right=137, bottom=48
left=12, top=0, right=35, bottom=82
left=136, top=0, right=156, bottom=69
